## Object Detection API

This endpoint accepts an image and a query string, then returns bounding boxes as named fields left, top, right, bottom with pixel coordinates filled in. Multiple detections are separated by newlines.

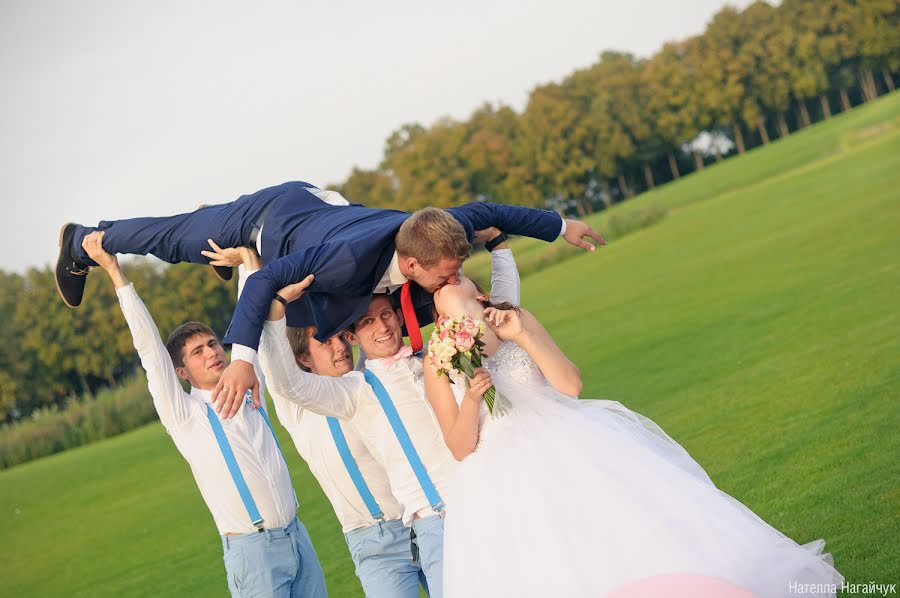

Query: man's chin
left=365, top=342, right=403, bottom=360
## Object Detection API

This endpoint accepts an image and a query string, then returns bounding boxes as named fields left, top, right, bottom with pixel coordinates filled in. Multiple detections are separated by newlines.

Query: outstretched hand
left=563, top=219, right=606, bottom=252
left=213, top=360, right=260, bottom=418
left=201, top=239, right=245, bottom=267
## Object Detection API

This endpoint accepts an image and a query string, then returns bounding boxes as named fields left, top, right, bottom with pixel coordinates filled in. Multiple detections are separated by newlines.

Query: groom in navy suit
left=56, top=180, right=604, bottom=412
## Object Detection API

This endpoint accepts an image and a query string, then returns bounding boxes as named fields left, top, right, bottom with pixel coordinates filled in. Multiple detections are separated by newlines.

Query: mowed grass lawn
left=2, top=94, right=898, bottom=596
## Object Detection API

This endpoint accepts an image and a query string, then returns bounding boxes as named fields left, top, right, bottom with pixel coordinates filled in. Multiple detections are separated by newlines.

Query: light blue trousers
left=344, top=518, right=429, bottom=597
left=410, top=514, right=446, bottom=598
left=221, top=517, right=327, bottom=598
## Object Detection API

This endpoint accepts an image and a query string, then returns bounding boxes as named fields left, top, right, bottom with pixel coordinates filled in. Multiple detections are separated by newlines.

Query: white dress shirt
left=116, top=283, right=297, bottom=535
left=260, top=321, right=457, bottom=526
left=242, top=268, right=405, bottom=533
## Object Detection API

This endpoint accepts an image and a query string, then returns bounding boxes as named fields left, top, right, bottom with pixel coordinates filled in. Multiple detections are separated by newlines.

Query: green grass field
left=2, top=94, right=898, bottom=596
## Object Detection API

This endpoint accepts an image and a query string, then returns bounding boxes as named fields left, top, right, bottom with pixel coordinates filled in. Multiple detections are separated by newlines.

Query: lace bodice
left=482, top=341, right=545, bottom=388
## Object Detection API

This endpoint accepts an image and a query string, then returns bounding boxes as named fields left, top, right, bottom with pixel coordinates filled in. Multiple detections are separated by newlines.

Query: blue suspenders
left=206, top=396, right=298, bottom=530
left=364, top=369, right=445, bottom=514
left=326, top=417, right=385, bottom=521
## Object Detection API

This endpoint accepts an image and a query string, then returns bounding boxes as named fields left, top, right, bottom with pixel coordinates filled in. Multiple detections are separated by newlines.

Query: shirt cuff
left=115, top=282, right=137, bottom=298
left=559, top=219, right=567, bottom=237
left=230, top=343, right=258, bottom=364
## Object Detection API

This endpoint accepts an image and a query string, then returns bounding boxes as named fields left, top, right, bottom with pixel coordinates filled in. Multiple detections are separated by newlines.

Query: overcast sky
left=0, top=0, right=751, bottom=273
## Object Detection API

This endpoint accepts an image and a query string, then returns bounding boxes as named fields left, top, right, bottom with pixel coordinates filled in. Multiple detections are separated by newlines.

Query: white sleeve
left=488, top=248, right=521, bottom=306
left=258, top=317, right=361, bottom=420
left=559, top=219, right=566, bottom=236
left=116, top=284, right=193, bottom=430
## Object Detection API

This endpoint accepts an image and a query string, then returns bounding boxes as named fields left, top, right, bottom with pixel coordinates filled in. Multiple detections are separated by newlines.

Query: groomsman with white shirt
left=208, top=243, right=416, bottom=597
left=80, top=232, right=327, bottom=598
left=252, top=234, right=521, bottom=598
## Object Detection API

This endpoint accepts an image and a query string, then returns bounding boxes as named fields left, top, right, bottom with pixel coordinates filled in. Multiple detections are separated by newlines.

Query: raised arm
left=258, top=313, right=361, bottom=420
left=486, top=307, right=583, bottom=397
left=488, top=247, right=521, bottom=306
left=83, top=232, right=193, bottom=431
left=423, top=355, right=493, bottom=461
left=447, top=202, right=605, bottom=251
left=214, top=240, right=359, bottom=416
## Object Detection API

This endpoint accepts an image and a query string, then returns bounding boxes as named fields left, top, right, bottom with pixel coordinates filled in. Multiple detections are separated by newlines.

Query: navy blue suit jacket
left=223, top=183, right=562, bottom=348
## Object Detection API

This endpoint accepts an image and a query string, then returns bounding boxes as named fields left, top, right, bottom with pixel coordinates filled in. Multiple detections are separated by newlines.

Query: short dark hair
left=165, top=322, right=218, bottom=368
left=285, top=325, right=316, bottom=372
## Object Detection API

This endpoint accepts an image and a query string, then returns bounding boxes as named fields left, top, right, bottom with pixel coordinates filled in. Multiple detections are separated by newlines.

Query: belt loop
left=264, top=528, right=273, bottom=543
left=223, top=535, right=230, bottom=550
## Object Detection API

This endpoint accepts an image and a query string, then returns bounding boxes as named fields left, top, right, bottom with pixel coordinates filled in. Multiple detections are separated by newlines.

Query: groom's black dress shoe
left=212, top=265, right=233, bottom=281
left=55, top=223, right=91, bottom=308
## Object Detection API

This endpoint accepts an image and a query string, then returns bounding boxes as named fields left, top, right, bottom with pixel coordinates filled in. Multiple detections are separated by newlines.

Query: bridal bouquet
left=428, top=316, right=509, bottom=416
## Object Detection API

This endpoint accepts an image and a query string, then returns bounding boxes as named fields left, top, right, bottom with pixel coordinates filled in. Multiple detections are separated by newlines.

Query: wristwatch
left=484, top=232, right=508, bottom=252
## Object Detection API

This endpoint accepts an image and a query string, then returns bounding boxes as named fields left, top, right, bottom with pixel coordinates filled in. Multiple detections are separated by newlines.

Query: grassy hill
left=2, top=93, right=898, bottom=596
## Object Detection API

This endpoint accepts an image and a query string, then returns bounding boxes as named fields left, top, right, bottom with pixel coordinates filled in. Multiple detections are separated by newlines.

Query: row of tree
left=0, top=264, right=237, bottom=422
left=1, top=0, right=897, bottom=423
left=335, top=0, right=898, bottom=214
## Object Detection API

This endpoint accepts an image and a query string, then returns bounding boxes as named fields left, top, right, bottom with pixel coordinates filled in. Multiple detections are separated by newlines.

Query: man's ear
left=344, top=330, right=360, bottom=346
left=395, top=307, right=405, bottom=327
left=297, top=354, right=313, bottom=370
left=175, top=367, right=190, bottom=382
left=402, top=255, right=419, bottom=275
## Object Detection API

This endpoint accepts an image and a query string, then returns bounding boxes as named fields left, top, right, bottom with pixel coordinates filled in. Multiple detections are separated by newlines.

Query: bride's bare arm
left=486, top=307, right=583, bottom=397
left=424, top=354, right=492, bottom=461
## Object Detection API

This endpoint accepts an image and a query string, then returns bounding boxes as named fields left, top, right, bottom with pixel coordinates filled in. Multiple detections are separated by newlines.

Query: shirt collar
left=364, top=346, right=424, bottom=372
left=386, top=252, right=408, bottom=288
left=191, top=387, right=213, bottom=403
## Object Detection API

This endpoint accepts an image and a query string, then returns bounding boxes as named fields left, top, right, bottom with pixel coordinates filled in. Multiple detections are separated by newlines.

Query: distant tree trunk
left=857, top=71, right=869, bottom=101
left=866, top=70, right=879, bottom=99
left=713, top=142, right=723, bottom=162
left=693, top=151, right=704, bottom=172
left=798, top=101, right=811, bottom=127
left=617, top=173, right=633, bottom=198
left=667, top=150, right=680, bottom=179
left=839, top=88, right=851, bottom=112
left=599, top=179, right=612, bottom=208
left=882, top=67, right=895, bottom=92
left=819, top=94, right=832, bottom=119
left=733, top=124, right=746, bottom=154
left=643, top=163, right=655, bottom=190
left=859, top=69, right=877, bottom=101
left=756, top=117, right=770, bottom=145
left=776, top=113, right=789, bottom=138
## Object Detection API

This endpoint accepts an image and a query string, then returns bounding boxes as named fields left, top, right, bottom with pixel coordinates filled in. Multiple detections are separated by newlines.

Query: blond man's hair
left=395, top=207, right=471, bottom=267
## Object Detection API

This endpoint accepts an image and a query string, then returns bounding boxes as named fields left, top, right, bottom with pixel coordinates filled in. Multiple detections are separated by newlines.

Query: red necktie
left=400, top=281, right=423, bottom=352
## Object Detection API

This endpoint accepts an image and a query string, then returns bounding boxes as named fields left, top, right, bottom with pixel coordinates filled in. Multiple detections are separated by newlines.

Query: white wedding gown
left=442, top=341, right=843, bottom=598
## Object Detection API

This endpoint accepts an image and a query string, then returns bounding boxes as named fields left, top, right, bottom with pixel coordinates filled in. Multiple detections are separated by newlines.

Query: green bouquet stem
left=483, top=385, right=497, bottom=414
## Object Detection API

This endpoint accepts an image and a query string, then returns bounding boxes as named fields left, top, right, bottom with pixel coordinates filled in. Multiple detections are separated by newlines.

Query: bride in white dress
left=423, top=277, right=843, bottom=598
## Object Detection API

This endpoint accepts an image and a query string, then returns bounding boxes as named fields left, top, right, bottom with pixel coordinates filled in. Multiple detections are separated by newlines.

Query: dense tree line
left=0, top=0, right=896, bottom=423
left=0, top=263, right=237, bottom=422
left=336, top=0, right=898, bottom=212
